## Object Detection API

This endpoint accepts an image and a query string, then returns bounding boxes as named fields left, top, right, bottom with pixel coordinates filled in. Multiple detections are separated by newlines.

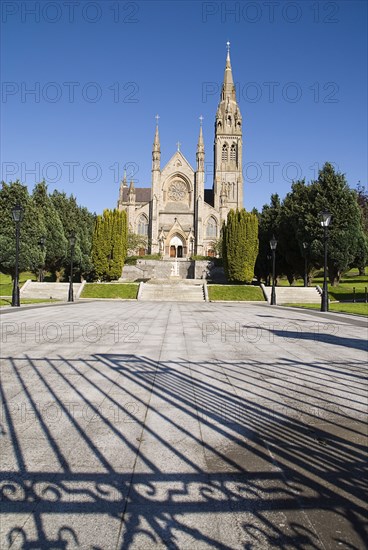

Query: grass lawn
left=277, top=279, right=305, bottom=287
left=0, top=298, right=60, bottom=307
left=277, top=267, right=368, bottom=301
left=283, top=302, right=368, bottom=317
left=81, top=283, right=139, bottom=299
left=208, top=285, right=265, bottom=301
left=0, top=271, right=37, bottom=296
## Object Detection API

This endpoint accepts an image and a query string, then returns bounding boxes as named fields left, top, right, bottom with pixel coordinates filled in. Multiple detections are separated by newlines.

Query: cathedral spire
left=221, top=41, right=236, bottom=102
left=196, top=116, right=205, bottom=172
left=153, top=114, right=160, bottom=151
left=152, top=114, right=161, bottom=171
left=224, top=42, right=234, bottom=90
left=214, top=42, right=243, bottom=211
left=197, top=115, right=204, bottom=152
left=122, top=169, right=127, bottom=187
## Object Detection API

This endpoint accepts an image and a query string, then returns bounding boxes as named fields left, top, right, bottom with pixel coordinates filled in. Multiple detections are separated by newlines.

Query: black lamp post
left=267, top=254, right=272, bottom=286
left=269, top=235, right=277, bottom=305
left=68, top=231, right=76, bottom=302
left=320, top=211, right=332, bottom=312
left=38, top=236, right=46, bottom=282
left=11, top=204, right=24, bottom=307
left=302, top=242, right=308, bottom=287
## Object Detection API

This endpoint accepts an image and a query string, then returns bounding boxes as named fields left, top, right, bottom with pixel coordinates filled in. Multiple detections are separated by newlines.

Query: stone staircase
left=139, top=280, right=205, bottom=302
left=20, top=281, right=85, bottom=301
left=261, top=284, right=321, bottom=304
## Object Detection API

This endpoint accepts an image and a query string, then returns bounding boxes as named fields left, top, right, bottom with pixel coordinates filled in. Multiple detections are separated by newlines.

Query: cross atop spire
left=155, top=114, right=160, bottom=125
left=176, top=141, right=181, bottom=152
left=197, top=115, right=205, bottom=156
left=221, top=41, right=235, bottom=101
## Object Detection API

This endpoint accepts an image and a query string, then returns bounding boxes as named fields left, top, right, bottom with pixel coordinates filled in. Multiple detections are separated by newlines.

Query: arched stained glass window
left=206, top=217, right=218, bottom=238
left=137, top=215, right=148, bottom=236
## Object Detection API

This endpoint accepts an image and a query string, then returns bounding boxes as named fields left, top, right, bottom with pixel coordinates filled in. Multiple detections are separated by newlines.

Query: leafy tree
left=354, top=183, right=368, bottom=275
left=77, top=205, right=95, bottom=280
left=50, top=191, right=95, bottom=280
left=0, top=181, right=46, bottom=277
left=209, top=236, right=223, bottom=258
left=255, top=194, right=283, bottom=283
left=355, top=182, right=368, bottom=234
left=32, top=182, right=68, bottom=278
left=256, top=165, right=366, bottom=286
left=353, top=232, right=368, bottom=277
left=278, top=181, right=315, bottom=285
left=127, top=231, right=148, bottom=255
left=222, top=208, right=258, bottom=283
left=309, top=163, right=364, bottom=285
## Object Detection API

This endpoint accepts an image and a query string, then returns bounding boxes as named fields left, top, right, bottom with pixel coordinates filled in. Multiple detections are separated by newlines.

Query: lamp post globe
left=269, top=236, right=278, bottom=305
left=68, top=231, right=76, bottom=303
left=11, top=204, right=24, bottom=307
left=320, top=211, right=331, bottom=312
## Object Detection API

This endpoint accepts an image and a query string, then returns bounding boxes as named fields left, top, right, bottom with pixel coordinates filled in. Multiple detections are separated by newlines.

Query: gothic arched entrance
left=169, top=235, right=185, bottom=258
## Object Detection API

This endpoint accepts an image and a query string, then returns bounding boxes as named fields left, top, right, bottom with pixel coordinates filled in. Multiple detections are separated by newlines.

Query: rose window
left=168, top=181, right=187, bottom=201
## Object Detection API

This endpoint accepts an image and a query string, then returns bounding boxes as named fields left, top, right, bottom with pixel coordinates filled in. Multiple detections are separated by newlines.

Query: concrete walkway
left=0, top=302, right=367, bottom=549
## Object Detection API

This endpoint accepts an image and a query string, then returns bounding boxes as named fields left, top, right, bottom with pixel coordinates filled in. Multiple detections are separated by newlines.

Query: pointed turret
left=152, top=114, right=161, bottom=172
left=153, top=123, right=160, bottom=151
left=195, top=115, right=205, bottom=256
left=128, top=179, right=135, bottom=204
left=117, top=169, right=127, bottom=209
left=151, top=115, right=161, bottom=255
left=217, top=41, right=240, bottom=121
left=222, top=43, right=236, bottom=101
left=196, top=115, right=205, bottom=171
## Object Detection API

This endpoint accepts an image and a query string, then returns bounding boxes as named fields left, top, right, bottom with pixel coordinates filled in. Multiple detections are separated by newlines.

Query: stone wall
left=121, top=260, right=193, bottom=281
left=194, top=261, right=227, bottom=283
left=121, top=259, right=226, bottom=282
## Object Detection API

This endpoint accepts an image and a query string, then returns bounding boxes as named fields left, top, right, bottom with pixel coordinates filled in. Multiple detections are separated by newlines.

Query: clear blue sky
left=1, top=0, right=367, bottom=214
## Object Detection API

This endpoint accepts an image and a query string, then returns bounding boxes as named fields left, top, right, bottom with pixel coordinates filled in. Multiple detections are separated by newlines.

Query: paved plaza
left=0, top=301, right=367, bottom=549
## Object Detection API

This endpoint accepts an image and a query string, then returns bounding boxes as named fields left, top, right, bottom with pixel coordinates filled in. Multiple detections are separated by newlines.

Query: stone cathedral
left=117, top=45, right=243, bottom=259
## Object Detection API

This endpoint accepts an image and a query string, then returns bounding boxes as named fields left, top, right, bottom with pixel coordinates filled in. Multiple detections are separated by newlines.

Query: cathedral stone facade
left=117, top=46, right=243, bottom=259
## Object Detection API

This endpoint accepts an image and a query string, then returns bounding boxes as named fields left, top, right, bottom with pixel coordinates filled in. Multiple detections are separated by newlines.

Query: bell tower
left=213, top=42, right=243, bottom=213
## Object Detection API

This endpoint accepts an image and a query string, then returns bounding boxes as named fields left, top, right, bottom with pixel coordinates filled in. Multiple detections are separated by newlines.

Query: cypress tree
left=223, top=208, right=259, bottom=283
left=91, top=209, right=128, bottom=280
left=243, top=211, right=259, bottom=283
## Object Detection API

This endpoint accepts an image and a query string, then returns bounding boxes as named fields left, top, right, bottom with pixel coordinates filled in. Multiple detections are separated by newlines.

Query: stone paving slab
left=0, top=301, right=367, bottom=549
